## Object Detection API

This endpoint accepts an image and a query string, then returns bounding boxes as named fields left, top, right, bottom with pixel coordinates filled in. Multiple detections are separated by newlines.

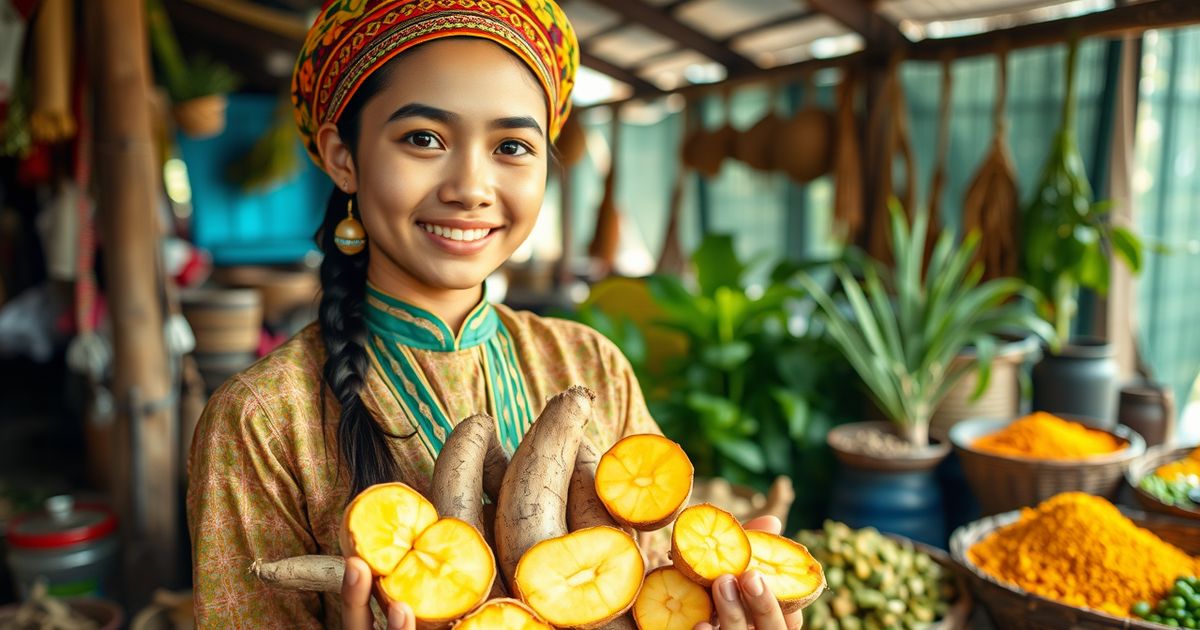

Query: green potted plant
left=147, top=0, right=241, bottom=138
left=797, top=202, right=1055, bottom=543
left=1021, top=38, right=1143, bottom=424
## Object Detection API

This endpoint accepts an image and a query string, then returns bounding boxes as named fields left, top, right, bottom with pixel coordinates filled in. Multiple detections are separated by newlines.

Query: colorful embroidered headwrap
left=292, top=0, right=579, bottom=170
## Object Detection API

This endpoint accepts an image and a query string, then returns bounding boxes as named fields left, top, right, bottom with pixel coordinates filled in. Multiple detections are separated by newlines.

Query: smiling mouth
left=418, top=222, right=497, bottom=243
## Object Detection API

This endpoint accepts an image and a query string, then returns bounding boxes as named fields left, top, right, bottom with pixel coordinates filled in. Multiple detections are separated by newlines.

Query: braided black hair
left=315, top=65, right=408, bottom=498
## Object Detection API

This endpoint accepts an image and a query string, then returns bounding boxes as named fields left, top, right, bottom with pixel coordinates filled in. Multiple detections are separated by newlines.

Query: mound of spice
left=968, top=492, right=1200, bottom=617
left=972, top=412, right=1124, bottom=459
left=1156, top=447, right=1200, bottom=481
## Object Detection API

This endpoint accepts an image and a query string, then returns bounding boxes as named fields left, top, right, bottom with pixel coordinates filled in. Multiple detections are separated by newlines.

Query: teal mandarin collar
left=364, top=283, right=499, bottom=352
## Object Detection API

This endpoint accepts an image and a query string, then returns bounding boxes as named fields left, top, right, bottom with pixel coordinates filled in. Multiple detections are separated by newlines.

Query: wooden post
left=86, top=0, right=178, bottom=607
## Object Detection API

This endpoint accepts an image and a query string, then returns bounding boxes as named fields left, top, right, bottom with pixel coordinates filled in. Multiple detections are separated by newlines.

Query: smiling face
left=318, top=38, right=550, bottom=298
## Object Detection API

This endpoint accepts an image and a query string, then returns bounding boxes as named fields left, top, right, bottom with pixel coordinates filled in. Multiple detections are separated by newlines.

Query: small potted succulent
left=147, top=0, right=241, bottom=138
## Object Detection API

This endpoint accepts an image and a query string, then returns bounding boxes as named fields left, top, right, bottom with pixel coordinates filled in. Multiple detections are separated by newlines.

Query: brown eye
left=407, top=132, right=442, bottom=149
left=497, top=140, right=529, bottom=156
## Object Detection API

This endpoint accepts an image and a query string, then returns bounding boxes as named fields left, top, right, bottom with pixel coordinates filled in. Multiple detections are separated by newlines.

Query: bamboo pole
left=86, top=0, right=178, bottom=607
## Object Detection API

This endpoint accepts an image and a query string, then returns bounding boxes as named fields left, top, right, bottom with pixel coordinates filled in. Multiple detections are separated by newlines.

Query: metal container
left=5, top=496, right=119, bottom=599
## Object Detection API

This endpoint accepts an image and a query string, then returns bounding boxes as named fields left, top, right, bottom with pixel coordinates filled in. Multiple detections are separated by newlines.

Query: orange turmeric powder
left=1155, top=447, right=1200, bottom=481
left=972, top=412, right=1124, bottom=459
left=968, top=492, right=1199, bottom=617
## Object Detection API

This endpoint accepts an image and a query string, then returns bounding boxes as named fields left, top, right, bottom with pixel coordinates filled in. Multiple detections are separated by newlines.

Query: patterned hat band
left=292, top=0, right=579, bottom=171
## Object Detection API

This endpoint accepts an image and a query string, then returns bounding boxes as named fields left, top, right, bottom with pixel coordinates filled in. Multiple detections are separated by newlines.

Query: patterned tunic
left=186, top=303, right=660, bottom=628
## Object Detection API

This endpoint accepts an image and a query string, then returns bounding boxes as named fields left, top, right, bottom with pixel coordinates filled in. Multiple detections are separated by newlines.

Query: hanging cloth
left=363, top=284, right=535, bottom=456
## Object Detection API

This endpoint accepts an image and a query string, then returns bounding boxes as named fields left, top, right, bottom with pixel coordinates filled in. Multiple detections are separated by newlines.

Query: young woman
left=186, top=1, right=801, bottom=628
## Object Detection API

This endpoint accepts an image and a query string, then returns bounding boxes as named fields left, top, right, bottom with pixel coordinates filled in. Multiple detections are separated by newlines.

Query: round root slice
left=514, top=526, right=645, bottom=629
left=746, top=531, right=826, bottom=614
left=670, top=503, right=750, bottom=587
left=596, top=434, right=694, bottom=531
left=379, top=518, right=496, bottom=625
left=342, top=482, right=439, bottom=576
left=454, top=598, right=552, bottom=630
left=632, top=567, right=713, bottom=630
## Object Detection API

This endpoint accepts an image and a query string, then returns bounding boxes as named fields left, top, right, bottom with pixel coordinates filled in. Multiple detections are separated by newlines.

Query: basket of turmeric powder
left=1128, top=444, right=1200, bottom=521
left=949, top=412, right=1146, bottom=516
left=950, top=493, right=1200, bottom=630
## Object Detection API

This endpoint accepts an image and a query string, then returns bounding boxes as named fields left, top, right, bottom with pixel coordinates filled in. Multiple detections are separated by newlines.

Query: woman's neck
left=366, top=266, right=484, bottom=335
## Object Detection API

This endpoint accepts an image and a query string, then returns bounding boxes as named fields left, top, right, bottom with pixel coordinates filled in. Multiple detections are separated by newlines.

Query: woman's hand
left=342, top=556, right=415, bottom=630
left=694, top=515, right=804, bottom=630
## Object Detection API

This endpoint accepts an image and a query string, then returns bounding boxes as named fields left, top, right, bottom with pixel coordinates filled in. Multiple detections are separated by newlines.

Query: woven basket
left=950, top=508, right=1200, bottom=629
left=949, top=417, right=1146, bottom=515
left=1127, top=444, right=1200, bottom=520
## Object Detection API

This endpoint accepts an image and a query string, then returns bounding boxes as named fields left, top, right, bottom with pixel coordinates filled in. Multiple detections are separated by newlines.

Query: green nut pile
left=1132, top=576, right=1200, bottom=628
left=794, top=521, right=957, bottom=630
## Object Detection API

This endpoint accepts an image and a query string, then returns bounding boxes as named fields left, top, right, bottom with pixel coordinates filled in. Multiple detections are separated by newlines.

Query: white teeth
left=420, top=223, right=491, bottom=242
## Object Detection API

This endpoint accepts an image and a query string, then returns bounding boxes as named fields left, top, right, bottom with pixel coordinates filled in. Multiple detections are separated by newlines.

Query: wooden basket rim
left=1127, top=444, right=1200, bottom=519
left=950, top=418, right=1146, bottom=467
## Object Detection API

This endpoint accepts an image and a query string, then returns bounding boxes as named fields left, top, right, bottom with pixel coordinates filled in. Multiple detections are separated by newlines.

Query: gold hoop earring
left=334, top=196, right=366, bottom=255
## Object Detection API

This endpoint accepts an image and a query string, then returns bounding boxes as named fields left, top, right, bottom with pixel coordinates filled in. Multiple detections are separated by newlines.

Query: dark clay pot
left=1031, top=337, right=1118, bottom=427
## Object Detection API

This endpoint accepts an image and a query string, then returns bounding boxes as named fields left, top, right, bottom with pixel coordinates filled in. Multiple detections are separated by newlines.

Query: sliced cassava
left=745, top=531, right=826, bottom=613
left=595, top=434, right=693, bottom=531
left=569, top=441, right=628, bottom=532
left=632, top=566, right=713, bottom=630
left=514, top=525, right=645, bottom=629
left=340, top=482, right=439, bottom=577
left=453, top=598, right=551, bottom=630
left=496, top=386, right=595, bottom=589
left=670, top=503, right=750, bottom=587
left=377, top=517, right=496, bottom=626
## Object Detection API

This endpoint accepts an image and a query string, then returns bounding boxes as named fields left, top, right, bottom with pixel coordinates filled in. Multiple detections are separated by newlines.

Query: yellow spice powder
left=1155, top=447, right=1200, bottom=481
left=972, top=412, right=1124, bottom=459
left=968, top=492, right=1199, bottom=617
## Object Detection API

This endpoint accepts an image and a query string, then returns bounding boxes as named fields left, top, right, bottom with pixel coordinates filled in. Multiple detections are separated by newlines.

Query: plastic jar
left=5, top=495, right=119, bottom=599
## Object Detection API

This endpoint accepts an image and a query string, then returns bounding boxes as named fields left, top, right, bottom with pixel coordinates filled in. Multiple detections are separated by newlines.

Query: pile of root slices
left=253, top=386, right=826, bottom=629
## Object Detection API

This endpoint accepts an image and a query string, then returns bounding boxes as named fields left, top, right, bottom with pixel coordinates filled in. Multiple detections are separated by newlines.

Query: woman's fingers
left=712, top=574, right=750, bottom=630
left=387, top=601, right=415, bottom=630
left=738, top=570, right=787, bottom=629
left=341, top=556, right=375, bottom=629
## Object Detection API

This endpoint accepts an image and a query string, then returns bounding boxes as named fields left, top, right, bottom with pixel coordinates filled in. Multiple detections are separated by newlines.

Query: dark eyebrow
left=387, top=103, right=459, bottom=125
left=492, top=116, right=543, bottom=136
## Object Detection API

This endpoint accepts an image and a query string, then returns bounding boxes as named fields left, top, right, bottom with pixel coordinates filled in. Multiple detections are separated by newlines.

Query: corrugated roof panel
left=674, top=0, right=810, bottom=40
left=587, top=23, right=679, bottom=66
left=731, top=15, right=855, bottom=66
left=562, top=0, right=624, bottom=40
left=635, top=49, right=722, bottom=90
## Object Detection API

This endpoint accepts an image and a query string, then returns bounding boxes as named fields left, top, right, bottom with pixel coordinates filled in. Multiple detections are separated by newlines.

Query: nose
left=438, top=146, right=495, bottom=210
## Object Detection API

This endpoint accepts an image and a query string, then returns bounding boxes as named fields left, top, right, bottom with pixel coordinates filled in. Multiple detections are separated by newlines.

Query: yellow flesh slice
left=346, top=484, right=438, bottom=576
left=673, top=504, right=750, bottom=581
left=516, top=526, right=645, bottom=627
left=596, top=435, right=693, bottom=526
left=379, top=518, right=494, bottom=621
left=633, top=567, right=713, bottom=630
left=746, top=531, right=824, bottom=600
left=456, top=600, right=552, bottom=630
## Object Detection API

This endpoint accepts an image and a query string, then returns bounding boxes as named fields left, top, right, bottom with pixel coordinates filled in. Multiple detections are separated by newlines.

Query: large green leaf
left=712, top=438, right=767, bottom=473
left=693, top=234, right=745, bottom=297
left=772, top=388, right=811, bottom=442
left=701, top=341, right=754, bottom=371
left=1110, top=225, right=1144, bottom=274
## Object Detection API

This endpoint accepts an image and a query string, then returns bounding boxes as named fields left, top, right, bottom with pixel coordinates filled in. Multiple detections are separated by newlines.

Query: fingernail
left=719, top=576, right=739, bottom=602
left=390, top=604, right=407, bottom=629
left=744, top=571, right=765, bottom=597
left=346, top=563, right=360, bottom=587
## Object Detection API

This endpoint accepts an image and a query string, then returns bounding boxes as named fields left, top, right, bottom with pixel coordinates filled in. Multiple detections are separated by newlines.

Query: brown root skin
left=592, top=612, right=638, bottom=630
left=482, top=420, right=509, bottom=503
left=568, top=441, right=629, bottom=533
left=495, top=386, right=595, bottom=591
left=432, top=415, right=495, bottom=537
left=250, top=555, right=344, bottom=593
